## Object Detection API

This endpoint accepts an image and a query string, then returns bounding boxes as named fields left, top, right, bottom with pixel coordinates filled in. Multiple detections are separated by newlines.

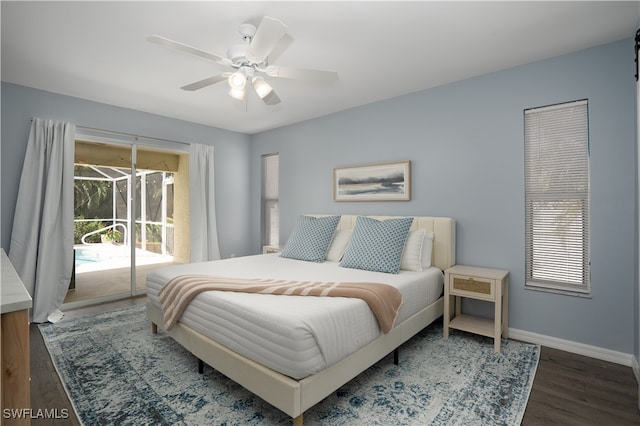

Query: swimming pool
left=75, top=249, right=100, bottom=265
left=74, top=244, right=172, bottom=273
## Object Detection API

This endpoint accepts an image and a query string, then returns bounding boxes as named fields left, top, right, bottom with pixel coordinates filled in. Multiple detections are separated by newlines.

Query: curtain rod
left=30, top=118, right=191, bottom=146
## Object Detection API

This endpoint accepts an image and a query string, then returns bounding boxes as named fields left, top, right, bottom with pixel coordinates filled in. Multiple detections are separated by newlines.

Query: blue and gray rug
left=39, top=304, right=539, bottom=425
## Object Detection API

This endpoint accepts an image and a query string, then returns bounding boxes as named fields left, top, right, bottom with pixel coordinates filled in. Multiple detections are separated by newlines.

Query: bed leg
left=393, top=348, right=399, bottom=365
left=293, top=414, right=303, bottom=426
left=151, top=322, right=158, bottom=334
left=198, top=358, right=204, bottom=374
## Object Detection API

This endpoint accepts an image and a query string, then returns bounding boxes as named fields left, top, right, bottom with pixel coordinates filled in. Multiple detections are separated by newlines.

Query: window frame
left=524, top=99, right=591, bottom=296
left=260, top=153, right=280, bottom=248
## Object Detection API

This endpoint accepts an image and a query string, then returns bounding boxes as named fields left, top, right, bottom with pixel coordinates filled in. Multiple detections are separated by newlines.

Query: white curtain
left=9, top=119, right=75, bottom=323
left=189, top=143, right=221, bottom=262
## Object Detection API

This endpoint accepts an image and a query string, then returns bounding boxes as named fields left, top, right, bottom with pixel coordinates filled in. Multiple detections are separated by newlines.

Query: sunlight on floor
left=66, top=244, right=179, bottom=304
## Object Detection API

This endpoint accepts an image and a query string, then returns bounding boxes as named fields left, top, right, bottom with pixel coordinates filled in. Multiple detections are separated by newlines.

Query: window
left=261, top=153, right=279, bottom=247
left=524, top=100, right=590, bottom=295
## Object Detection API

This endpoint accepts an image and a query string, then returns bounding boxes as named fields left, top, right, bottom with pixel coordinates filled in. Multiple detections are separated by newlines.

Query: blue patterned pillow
left=340, top=216, right=414, bottom=274
left=280, top=215, right=341, bottom=262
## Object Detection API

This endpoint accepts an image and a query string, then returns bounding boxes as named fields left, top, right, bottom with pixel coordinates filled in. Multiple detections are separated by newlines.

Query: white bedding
left=146, top=253, right=443, bottom=379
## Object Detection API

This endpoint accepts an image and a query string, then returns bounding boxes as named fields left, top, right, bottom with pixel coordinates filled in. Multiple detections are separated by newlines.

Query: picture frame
left=334, top=160, right=411, bottom=201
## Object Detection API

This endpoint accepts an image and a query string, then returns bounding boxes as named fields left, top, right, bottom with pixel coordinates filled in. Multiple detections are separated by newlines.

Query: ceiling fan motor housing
left=227, top=22, right=260, bottom=66
left=238, top=22, right=257, bottom=39
left=227, top=44, right=250, bottom=65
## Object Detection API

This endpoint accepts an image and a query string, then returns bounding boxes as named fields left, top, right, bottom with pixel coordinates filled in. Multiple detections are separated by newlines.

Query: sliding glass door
left=70, top=162, right=133, bottom=304
left=134, top=168, right=176, bottom=294
left=66, top=138, right=188, bottom=308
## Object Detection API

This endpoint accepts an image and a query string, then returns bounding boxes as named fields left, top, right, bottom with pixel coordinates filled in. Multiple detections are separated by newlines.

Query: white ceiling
left=2, top=1, right=638, bottom=134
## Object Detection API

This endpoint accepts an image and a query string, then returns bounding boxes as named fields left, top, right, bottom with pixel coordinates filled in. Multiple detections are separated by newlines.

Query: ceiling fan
left=147, top=16, right=338, bottom=106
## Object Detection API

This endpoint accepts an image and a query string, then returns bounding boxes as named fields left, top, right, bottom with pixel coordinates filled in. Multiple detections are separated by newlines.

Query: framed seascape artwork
left=334, top=160, right=411, bottom=201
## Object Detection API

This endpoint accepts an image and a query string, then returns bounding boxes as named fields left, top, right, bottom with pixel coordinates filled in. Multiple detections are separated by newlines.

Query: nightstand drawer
left=449, top=275, right=496, bottom=301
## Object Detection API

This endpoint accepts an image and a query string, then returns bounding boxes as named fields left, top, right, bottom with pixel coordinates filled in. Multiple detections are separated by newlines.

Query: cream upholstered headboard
left=313, top=215, right=456, bottom=271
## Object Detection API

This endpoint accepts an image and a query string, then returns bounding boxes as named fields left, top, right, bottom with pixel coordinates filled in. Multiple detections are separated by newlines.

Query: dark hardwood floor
left=522, top=346, right=640, bottom=425
left=30, top=297, right=640, bottom=425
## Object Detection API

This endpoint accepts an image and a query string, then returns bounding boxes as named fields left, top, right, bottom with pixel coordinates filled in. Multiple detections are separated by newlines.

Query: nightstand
left=262, top=245, right=282, bottom=254
left=443, top=265, right=509, bottom=352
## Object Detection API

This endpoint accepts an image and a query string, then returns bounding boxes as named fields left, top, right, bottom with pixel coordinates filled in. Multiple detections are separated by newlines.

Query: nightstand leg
left=444, top=293, right=450, bottom=339
left=494, top=285, right=502, bottom=353
left=503, top=277, right=509, bottom=339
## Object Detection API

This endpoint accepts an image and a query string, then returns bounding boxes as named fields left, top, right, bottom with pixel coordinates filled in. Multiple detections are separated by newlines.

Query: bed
left=146, top=215, right=455, bottom=425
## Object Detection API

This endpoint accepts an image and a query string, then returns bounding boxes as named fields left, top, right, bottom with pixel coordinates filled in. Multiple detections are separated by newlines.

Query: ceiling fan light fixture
left=252, top=76, right=273, bottom=99
left=228, top=86, right=246, bottom=101
left=228, top=71, right=247, bottom=89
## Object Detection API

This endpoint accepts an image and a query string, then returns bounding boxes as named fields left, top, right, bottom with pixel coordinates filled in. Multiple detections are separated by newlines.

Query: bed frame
left=146, top=215, right=455, bottom=425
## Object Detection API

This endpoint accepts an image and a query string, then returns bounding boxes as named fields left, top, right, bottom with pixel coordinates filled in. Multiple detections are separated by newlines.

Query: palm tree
left=74, top=166, right=113, bottom=219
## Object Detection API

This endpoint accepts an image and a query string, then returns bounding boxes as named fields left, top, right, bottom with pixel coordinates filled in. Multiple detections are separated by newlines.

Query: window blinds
left=261, top=153, right=280, bottom=247
left=524, top=100, right=590, bottom=294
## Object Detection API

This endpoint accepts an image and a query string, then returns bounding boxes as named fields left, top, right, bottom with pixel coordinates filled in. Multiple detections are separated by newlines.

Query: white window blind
left=524, top=99, right=590, bottom=295
left=261, top=153, right=280, bottom=247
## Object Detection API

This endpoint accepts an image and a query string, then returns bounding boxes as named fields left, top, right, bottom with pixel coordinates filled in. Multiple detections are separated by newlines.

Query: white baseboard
left=508, top=327, right=634, bottom=367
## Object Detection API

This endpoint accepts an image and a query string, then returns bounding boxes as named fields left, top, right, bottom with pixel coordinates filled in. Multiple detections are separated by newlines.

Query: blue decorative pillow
left=340, top=216, right=414, bottom=274
left=280, top=215, right=341, bottom=262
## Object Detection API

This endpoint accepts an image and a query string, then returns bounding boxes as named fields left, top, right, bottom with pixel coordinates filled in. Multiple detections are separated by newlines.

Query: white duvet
left=146, top=254, right=443, bottom=379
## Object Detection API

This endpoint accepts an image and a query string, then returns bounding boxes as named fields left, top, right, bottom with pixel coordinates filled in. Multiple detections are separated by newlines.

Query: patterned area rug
left=40, top=304, right=539, bottom=425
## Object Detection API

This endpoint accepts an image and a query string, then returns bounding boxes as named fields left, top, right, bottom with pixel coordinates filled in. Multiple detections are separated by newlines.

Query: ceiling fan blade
left=247, top=17, right=288, bottom=63
left=180, top=73, right=229, bottom=91
left=266, top=33, right=294, bottom=63
left=266, top=66, right=338, bottom=83
left=147, top=35, right=232, bottom=67
left=261, top=88, right=281, bottom=106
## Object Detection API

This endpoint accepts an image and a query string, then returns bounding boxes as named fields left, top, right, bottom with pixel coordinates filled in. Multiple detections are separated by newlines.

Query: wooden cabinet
left=1, top=250, right=32, bottom=425
left=444, top=265, right=509, bottom=352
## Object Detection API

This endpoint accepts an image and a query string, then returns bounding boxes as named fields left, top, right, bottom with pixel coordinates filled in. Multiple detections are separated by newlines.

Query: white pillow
left=421, top=231, right=434, bottom=269
left=400, top=230, right=434, bottom=271
left=325, top=229, right=352, bottom=261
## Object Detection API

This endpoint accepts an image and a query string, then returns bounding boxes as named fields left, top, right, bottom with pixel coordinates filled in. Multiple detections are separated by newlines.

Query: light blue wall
left=250, top=39, right=636, bottom=354
left=1, top=82, right=252, bottom=258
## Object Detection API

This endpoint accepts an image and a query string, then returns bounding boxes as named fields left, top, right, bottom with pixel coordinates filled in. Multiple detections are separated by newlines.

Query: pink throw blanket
left=158, top=275, right=403, bottom=334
